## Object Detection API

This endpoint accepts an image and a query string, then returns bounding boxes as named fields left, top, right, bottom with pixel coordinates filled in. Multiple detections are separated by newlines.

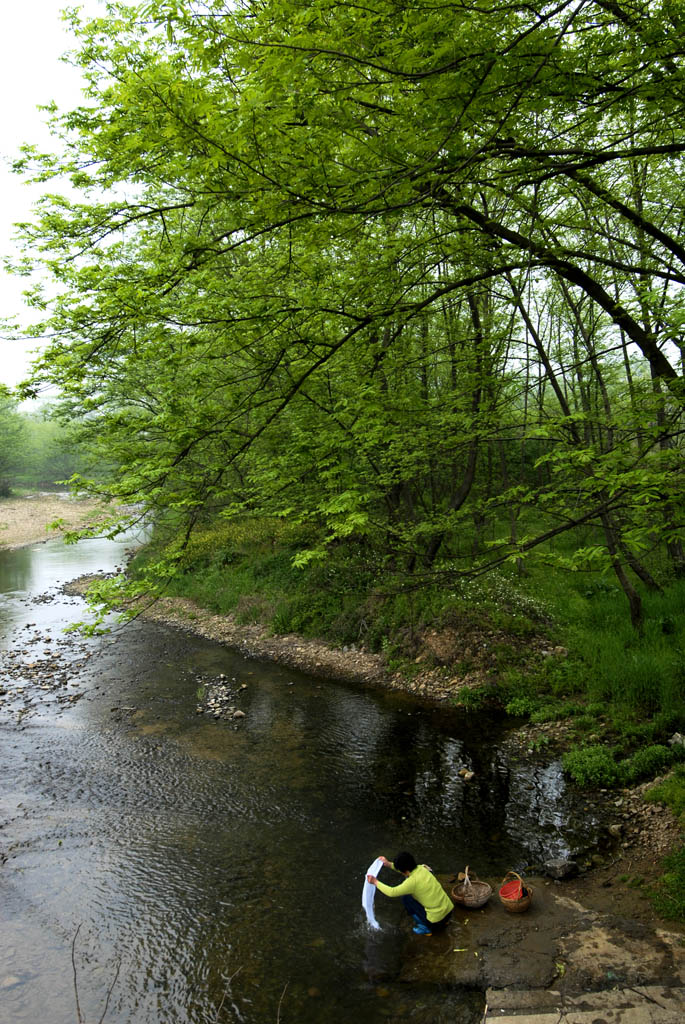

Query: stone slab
left=490, top=1011, right=682, bottom=1024
left=397, top=876, right=684, bottom=1001
left=484, top=986, right=685, bottom=1023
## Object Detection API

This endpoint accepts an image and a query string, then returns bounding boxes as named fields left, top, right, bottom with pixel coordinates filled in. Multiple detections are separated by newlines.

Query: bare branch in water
left=72, top=925, right=83, bottom=1024
left=276, top=981, right=289, bottom=1023
left=97, top=957, right=121, bottom=1024
left=213, top=965, right=243, bottom=1022
left=71, top=924, right=121, bottom=1024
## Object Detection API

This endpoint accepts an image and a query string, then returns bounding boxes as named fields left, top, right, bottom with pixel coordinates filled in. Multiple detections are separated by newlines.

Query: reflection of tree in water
left=218, top=672, right=600, bottom=869
left=503, top=759, right=597, bottom=862
left=410, top=738, right=517, bottom=871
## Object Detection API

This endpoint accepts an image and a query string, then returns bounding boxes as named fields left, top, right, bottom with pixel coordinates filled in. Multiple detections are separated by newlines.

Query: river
left=0, top=532, right=601, bottom=1023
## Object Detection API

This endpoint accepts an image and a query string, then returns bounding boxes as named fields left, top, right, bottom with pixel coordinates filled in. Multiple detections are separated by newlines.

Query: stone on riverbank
left=543, top=859, right=579, bottom=880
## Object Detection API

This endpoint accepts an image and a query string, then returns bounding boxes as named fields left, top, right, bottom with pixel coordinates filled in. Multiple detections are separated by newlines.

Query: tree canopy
left=10, top=0, right=685, bottom=625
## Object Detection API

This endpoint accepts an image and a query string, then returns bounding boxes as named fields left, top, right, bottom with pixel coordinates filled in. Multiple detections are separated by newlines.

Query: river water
left=0, top=533, right=600, bottom=1024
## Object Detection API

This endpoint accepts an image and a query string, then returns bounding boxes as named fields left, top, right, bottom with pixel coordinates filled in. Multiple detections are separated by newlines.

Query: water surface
left=0, top=534, right=598, bottom=1023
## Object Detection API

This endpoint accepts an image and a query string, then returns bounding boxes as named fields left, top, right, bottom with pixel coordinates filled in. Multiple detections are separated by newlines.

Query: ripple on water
left=0, top=536, right=603, bottom=1024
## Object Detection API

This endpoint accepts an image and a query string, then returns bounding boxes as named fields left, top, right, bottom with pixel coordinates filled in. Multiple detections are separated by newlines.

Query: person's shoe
left=412, top=922, right=432, bottom=935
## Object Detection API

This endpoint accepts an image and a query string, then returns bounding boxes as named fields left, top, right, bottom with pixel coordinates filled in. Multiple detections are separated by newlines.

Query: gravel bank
left=0, top=493, right=105, bottom=550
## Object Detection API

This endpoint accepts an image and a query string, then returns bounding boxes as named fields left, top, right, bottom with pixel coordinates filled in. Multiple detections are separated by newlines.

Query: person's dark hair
left=394, top=851, right=417, bottom=873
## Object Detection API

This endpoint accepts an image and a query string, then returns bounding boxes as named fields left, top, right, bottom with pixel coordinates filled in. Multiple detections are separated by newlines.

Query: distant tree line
left=0, top=389, right=90, bottom=495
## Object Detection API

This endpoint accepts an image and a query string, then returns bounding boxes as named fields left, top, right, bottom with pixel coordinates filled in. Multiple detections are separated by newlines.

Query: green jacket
left=375, top=863, right=453, bottom=923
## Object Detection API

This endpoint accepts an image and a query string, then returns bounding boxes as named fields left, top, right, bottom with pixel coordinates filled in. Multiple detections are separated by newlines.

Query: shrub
left=504, top=696, right=536, bottom=717
left=454, top=686, right=489, bottom=711
left=562, top=745, right=620, bottom=787
left=573, top=714, right=598, bottom=733
left=618, top=744, right=676, bottom=785
left=530, top=700, right=583, bottom=724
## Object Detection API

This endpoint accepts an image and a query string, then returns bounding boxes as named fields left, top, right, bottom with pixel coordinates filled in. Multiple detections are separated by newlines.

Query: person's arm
left=375, top=874, right=414, bottom=898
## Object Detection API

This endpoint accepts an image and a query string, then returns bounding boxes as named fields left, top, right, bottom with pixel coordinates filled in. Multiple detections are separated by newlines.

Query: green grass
left=645, top=764, right=685, bottom=821
left=650, top=845, right=685, bottom=922
left=528, top=562, right=685, bottom=718
left=642, top=765, right=685, bottom=923
left=562, top=743, right=685, bottom=788
left=562, top=745, right=621, bottom=787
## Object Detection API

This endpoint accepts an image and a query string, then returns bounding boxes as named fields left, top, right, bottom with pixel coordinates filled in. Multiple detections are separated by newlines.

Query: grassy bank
left=131, top=515, right=685, bottom=918
left=134, top=517, right=684, bottom=722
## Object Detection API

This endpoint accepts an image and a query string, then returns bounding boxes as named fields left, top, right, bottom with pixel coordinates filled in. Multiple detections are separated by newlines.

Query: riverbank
left=70, top=583, right=555, bottom=703
left=148, top=605, right=684, bottom=931
left=0, top=493, right=105, bottom=549
left=63, top=574, right=684, bottom=936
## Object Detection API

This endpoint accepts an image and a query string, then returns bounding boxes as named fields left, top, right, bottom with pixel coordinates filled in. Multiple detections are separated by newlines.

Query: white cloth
left=362, top=856, right=384, bottom=930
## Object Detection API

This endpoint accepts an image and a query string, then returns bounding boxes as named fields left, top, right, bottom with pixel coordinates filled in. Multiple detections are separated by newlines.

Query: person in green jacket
left=366, top=851, right=453, bottom=935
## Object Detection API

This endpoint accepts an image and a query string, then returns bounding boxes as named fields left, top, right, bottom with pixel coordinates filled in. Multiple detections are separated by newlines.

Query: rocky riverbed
left=0, top=614, right=95, bottom=724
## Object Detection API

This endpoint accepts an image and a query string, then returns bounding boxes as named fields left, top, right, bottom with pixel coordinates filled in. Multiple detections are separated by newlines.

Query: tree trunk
left=601, top=512, right=643, bottom=630
left=423, top=291, right=483, bottom=567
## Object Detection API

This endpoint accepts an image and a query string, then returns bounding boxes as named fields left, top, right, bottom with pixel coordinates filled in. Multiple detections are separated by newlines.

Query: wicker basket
left=451, top=866, right=492, bottom=909
left=498, top=871, right=533, bottom=913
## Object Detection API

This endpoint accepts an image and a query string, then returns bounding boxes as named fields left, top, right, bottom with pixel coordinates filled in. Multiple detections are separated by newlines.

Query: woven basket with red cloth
left=498, top=871, right=533, bottom=913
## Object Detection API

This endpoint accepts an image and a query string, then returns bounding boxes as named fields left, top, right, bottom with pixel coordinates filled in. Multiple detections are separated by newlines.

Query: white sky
left=0, top=0, right=103, bottom=394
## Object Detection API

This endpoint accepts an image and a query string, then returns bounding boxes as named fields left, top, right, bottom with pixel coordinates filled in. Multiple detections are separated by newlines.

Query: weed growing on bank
left=650, top=845, right=685, bottom=922
left=643, top=766, right=685, bottom=923
left=646, top=764, right=685, bottom=821
left=561, top=743, right=685, bottom=788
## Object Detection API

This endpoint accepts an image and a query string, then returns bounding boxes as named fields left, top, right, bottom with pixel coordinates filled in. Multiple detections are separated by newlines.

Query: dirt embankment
left=0, top=493, right=105, bottom=550
left=113, top=593, right=558, bottom=704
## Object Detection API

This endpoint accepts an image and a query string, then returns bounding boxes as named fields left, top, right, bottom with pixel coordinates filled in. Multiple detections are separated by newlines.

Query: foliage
left=7, top=0, right=685, bottom=632
left=503, top=694, right=583, bottom=722
left=562, top=745, right=621, bottom=787
left=527, top=565, right=685, bottom=718
left=642, top=765, right=685, bottom=923
left=504, top=696, right=538, bottom=718
left=0, top=388, right=26, bottom=495
left=650, top=844, right=685, bottom=923
left=563, top=742, right=684, bottom=788
left=14, top=408, right=94, bottom=489
left=0, top=395, right=94, bottom=493
left=453, top=686, right=491, bottom=712
left=530, top=701, right=584, bottom=724
left=618, top=745, right=682, bottom=785
left=645, top=764, right=685, bottom=823
left=529, top=734, right=550, bottom=754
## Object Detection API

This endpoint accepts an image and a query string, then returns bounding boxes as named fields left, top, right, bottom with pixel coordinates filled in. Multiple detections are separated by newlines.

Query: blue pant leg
left=401, top=894, right=430, bottom=928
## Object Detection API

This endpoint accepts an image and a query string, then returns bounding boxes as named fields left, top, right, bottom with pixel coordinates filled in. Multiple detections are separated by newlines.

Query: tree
left=10, top=1, right=685, bottom=622
left=0, top=387, right=26, bottom=496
